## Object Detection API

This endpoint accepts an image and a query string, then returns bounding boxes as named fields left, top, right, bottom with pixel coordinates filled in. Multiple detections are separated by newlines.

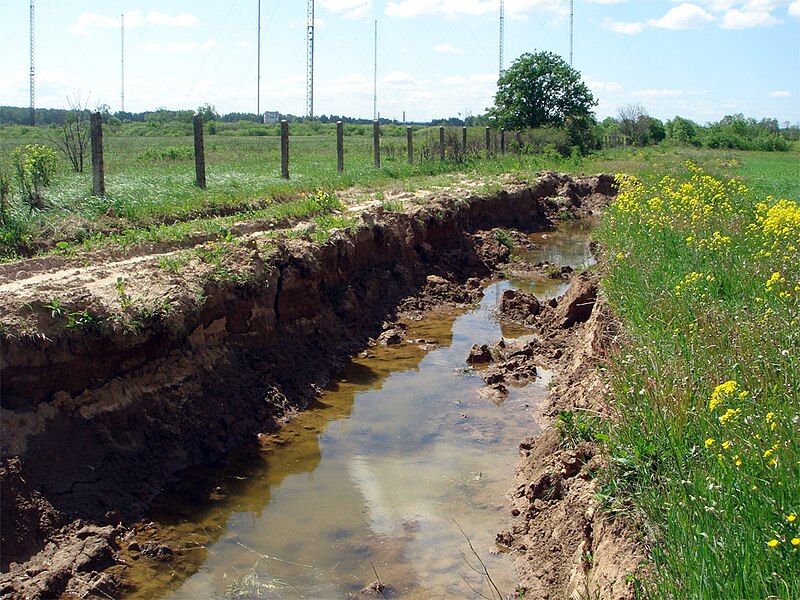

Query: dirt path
left=0, top=171, right=641, bottom=599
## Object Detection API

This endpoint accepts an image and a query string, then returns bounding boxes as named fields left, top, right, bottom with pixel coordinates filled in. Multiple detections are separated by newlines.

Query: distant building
left=263, top=111, right=280, bottom=124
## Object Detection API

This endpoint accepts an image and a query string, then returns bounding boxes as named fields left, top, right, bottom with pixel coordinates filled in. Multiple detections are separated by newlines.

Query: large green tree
left=488, top=51, right=596, bottom=131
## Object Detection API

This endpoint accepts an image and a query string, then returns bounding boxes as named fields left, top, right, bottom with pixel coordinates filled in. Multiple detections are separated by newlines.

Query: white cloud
left=434, top=43, right=464, bottom=54
left=69, top=11, right=197, bottom=35
left=70, top=12, right=143, bottom=36
left=385, top=0, right=567, bottom=19
left=320, top=0, right=373, bottom=19
left=722, top=8, right=782, bottom=26
left=585, top=78, right=624, bottom=92
left=146, top=12, right=199, bottom=28
left=769, top=90, right=792, bottom=97
left=790, top=1, right=800, bottom=16
left=649, top=3, right=715, bottom=28
left=587, top=0, right=626, bottom=4
left=139, top=39, right=216, bottom=53
left=602, top=17, right=647, bottom=33
left=635, top=89, right=685, bottom=97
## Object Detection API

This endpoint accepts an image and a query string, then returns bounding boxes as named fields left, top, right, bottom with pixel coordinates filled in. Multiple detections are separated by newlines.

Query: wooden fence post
left=336, top=121, right=344, bottom=173
left=439, top=126, right=445, bottom=160
left=373, top=120, right=380, bottom=169
left=462, top=126, right=467, bottom=154
left=281, top=120, right=289, bottom=179
left=500, top=128, right=506, bottom=155
left=485, top=127, right=491, bottom=155
left=407, top=126, right=413, bottom=165
left=193, top=114, right=206, bottom=189
left=90, top=112, right=105, bottom=197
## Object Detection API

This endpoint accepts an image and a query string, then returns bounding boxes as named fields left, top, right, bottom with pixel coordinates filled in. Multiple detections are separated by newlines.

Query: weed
left=494, top=229, right=515, bottom=250
left=44, top=297, right=66, bottom=318
left=158, top=253, right=190, bottom=273
left=115, top=277, right=133, bottom=310
left=555, top=410, right=602, bottom=447
left=381, top=199, right=405, bottom=212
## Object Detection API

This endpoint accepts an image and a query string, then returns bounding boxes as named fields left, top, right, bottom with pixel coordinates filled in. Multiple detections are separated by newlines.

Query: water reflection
left=119, top=222, right=594, bottom=599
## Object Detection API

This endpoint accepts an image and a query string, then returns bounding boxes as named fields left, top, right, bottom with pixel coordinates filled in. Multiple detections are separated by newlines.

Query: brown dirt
left=489, top=272, right=648, bottom=599
left=0, top=171, right=640, bottom=599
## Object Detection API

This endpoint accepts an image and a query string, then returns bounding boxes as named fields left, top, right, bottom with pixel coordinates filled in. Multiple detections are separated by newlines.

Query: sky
left=1, top=1, right=799, bottom=125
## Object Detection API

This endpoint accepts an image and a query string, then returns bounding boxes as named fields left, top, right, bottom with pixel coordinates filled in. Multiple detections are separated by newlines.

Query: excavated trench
left=0, top=172, right=618, bottom=599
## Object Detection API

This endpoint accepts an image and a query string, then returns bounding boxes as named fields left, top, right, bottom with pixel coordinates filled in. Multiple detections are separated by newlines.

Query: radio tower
left=499, top=0, right=504, bottom=76
left=306, top=0, right=315, bottom=119
left=30, top=0, right=35, bottom=126
left=569, top=0, right=574, bottom=66
left=121, top=14, right=125, bottom=112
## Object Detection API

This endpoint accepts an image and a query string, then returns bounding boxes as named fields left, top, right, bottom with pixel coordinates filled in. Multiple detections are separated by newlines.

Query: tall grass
left=596, top=164, right=799, bottom=598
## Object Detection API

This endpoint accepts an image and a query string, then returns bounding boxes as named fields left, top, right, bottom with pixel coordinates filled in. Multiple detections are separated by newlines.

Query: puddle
left=117, top=223, right=594, bottom=600
left=509, top=219, right=597, bottom=299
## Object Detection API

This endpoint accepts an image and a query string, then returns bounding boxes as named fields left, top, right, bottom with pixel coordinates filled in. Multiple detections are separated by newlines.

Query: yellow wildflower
left=767, top=539, right=779, bottom=547
left=788, top=514, right=797, bottom=523
left=704, top=438, right=715, bottom=449
left=710, top=380, right=738, bottom=411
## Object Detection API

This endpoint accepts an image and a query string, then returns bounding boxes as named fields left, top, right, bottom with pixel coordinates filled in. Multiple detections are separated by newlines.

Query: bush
left=11, top=144, right=58, bottom=212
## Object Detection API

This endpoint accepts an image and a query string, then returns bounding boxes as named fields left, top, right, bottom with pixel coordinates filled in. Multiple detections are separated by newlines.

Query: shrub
left=11, top=144, right=58, bottom=212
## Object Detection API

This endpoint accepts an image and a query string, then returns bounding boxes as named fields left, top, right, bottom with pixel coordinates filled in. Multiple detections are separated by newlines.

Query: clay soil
left=0, top=172, right=644, bottom=599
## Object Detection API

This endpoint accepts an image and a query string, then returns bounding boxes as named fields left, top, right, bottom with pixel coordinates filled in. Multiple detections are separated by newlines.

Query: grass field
left=1, top=122, right=797, bottom=261
left=596, top=161, right=799, bottom=598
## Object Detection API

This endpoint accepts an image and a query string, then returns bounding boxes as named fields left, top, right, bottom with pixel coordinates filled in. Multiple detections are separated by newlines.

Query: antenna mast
left=306, top=0, right=314, bottom=119
left=30, top=0, right=35, bottom=125
left=373, top=20, right=378, bottom=121
left=257, top=0, right=261, bottom=116
left=569, top=0, right=574, bottom=66
left=121, top=14, right=125, bottom=112
left=499, top=0, right=504, bottom=76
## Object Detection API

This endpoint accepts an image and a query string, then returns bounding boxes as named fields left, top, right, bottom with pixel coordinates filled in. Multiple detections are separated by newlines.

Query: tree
left=488, top=51, right=596, bottom=131
left=617, top=103, right=649, bottom=146
left=48, top=95, right=90, bottom=173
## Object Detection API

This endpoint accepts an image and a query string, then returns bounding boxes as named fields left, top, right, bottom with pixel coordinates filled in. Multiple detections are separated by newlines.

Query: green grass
left=1, top=123, right=798, bottom=261
left=595, top=163, right=799, bottom=598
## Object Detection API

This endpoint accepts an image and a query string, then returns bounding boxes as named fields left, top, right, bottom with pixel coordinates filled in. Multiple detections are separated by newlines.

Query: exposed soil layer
left=0, top=172, right=632, bottom=599
left=489, top=278, right=647, bottom=599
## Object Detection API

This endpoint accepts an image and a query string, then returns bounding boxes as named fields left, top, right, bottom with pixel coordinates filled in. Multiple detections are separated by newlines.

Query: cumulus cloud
left=635, top=89, right=686, bottom=97
left=722, top=8, right=782, bottom=26
left=146, top=12, right=199, bottom=28
left=602, top=17, right=646, bottom=33
left=139, top=39, right=216, bottom=53
left=70, top=10, right=197, bottom=35
left=585, top=78, right=624, bottom=92
left=385, top=0, right=567, bottom=19
left=649, top=3, right=715, bottom=28
left=70, top=11, right=142, bottom=35
left=790, top=0, right=800, bottom=16
left=434, top=43, right=464, bottom=54
left=320, top=0, right=373, bottom=19
left=769, top=90, right=792, bottom=97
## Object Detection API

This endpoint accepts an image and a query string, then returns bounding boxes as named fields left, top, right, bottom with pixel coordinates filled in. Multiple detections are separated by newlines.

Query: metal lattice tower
left=30, top=0, right=35, bottom=125
left=499, top=0, right=504, bottom=76
left=306, top=0, right=314, bottom=119
left=121, top=14, right=125, bottom=112
left=257, top=0, right=261, bottom=116
left=569, top=0, right=574, bottom=66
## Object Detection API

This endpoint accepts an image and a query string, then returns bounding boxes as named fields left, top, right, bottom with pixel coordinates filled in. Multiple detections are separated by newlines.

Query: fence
left=87, top=112, right=511, bottom=194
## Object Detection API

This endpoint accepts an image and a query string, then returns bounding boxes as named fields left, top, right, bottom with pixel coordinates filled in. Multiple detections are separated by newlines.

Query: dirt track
left=0, top=172, right=643, bottom=598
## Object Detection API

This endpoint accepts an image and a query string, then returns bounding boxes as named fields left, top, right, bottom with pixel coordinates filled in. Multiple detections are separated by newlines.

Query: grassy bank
left=596, top=163, right=799, bottom=597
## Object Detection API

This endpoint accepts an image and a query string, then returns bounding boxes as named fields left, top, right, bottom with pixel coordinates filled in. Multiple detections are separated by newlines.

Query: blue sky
left=1, top=1, right=798, bottom=124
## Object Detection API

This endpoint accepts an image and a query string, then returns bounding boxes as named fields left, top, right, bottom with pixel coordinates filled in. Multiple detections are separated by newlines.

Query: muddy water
left=119, top=224, right=593, bottom=600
